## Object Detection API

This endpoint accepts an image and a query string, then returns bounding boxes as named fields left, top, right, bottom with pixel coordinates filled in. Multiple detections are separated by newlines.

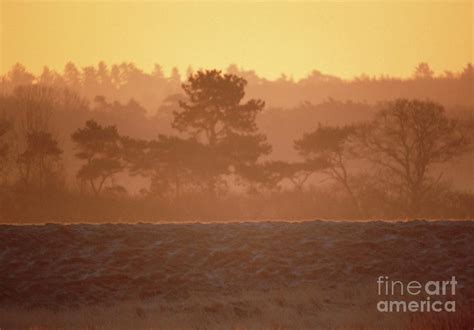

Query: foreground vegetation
left=1, top=221, right=473, bottom=329
left=2, top=287, right=472, bottom=329
left=0, top=285, right=412, bottom=329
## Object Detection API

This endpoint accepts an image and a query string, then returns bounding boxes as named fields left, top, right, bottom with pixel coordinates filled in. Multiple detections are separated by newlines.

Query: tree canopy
left=72, top=120, right=123, bottom=195
left=172, top=70, right=271, bottom=194
left=359, top=99, right=471, bottom=214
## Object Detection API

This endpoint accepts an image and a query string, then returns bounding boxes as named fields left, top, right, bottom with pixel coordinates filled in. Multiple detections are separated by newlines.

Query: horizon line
left=2, top=61, right=473, bottom=83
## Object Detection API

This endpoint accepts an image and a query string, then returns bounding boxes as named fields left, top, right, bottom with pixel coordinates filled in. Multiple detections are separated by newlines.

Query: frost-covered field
left=0, top=220, right=473, bottom=329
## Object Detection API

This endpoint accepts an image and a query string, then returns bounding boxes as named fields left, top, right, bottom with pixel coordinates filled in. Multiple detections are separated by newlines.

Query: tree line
left=1, top=61, right=473, bottom=111
left=0, top=70, right=472, bottom=221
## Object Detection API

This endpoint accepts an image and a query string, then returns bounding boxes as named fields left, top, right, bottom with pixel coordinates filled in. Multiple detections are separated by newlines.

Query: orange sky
left=1, top=1, right=472, bottom=80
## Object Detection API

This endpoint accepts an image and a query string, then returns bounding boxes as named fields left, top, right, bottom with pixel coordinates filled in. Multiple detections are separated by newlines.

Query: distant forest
left=0, top=63, right=473, bottom=222
left=1, top=62, right=473, bottom=110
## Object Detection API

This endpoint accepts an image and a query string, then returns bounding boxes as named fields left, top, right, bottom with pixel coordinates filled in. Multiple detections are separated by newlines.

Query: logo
left=376, top=276, right=457, bottom=313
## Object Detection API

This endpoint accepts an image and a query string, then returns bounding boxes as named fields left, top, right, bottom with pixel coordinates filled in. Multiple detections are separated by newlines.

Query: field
left=0, top=220, right=473, bottom=329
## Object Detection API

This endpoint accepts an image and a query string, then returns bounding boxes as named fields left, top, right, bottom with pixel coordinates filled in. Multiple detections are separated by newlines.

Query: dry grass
left=1, top=221, right=472, bottom=329
left=0, top=284, right=408, bottom=330
left=406, top=299, right=474, bottom=330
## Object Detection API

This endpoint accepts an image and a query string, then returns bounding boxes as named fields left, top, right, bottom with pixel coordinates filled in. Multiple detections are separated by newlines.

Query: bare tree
left=18, top=132, right=62, bottom=192
left=4, top=86, right=65, bottom=190
left=358, top=99, right=471, bottom=215
left=0, top=119, right=12, bottom=183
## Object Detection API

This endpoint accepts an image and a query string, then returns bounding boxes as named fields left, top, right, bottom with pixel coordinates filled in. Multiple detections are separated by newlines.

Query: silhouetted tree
left=72, top=120, right=123, bottom=195
left=82, top=66, right=100, bottom=98
left=39, top=66, right=64, bottom=86
left=63, top=62, right=81, bottom=90
left=4, top=63, right=35, bottom=87
left=96, top=61, right=113, bottom=95
left=4, top=86, right=61, bottom=190
left=359, top=99, right=471, bottom=215
left=13, top=86, right=55, bottom=135
left=0, top=85, right=90, bottom=191
left=174, top=70, right=263, bottom=144
left=295, top=124, right=362, bottom=214
left=173, top=70, right=271, bottom=194
left=18, top=131, right=62, bottom=192
left=0, top=120, right=10, bottom=160
left=0, top=119, right=12, bottom=181
left=122, top=135, right=203, bottom=200
left=413, top=62, right=434, bottom=79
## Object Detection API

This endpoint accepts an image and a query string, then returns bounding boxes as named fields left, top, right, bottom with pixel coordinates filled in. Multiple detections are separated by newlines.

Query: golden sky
left=1, top=1, right=473, bottom=80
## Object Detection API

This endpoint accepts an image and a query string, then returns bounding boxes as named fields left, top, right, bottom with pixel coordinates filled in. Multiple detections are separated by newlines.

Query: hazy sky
left=1, top=1, right=472, bottom=80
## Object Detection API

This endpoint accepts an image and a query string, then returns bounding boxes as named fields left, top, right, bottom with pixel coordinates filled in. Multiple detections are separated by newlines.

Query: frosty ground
left=0, top=220, right=473, bottom=329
